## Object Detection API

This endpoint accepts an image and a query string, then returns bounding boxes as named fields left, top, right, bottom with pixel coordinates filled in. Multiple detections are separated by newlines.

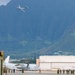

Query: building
left=38, top=56, right=75, bottom=70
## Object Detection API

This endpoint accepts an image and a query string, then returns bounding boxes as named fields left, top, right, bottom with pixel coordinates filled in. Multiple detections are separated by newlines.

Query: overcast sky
left=0, top=0, right=11, bottom=6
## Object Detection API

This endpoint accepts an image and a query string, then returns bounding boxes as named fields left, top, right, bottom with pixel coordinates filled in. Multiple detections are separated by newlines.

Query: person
left=22, top=69, right=24, bottom=73
left=13, top=69, right=15, bottom=73
left=63, top=69, right=65, bottom=74
left=39, top=66, right=41, bottom=73
left=72, top=70, right=74, bottom=74
left=71, top=70, right=73, bottom=74
left=57, top=69, right=59, bottom=74
left=59, top=69, right=61, bottom=74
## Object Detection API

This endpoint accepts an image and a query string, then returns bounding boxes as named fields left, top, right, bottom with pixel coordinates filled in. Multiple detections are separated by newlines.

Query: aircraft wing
left=21, top=9, right=25, bottom=12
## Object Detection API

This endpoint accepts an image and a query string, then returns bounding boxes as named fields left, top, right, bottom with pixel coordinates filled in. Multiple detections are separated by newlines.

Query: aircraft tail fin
left=4, top=56, right=10, bottom=63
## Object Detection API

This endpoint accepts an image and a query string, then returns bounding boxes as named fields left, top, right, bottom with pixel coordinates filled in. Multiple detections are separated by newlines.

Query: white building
left=39, top=56, right=75, bottom=70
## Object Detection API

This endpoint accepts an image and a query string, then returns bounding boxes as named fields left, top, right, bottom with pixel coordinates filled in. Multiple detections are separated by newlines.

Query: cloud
left=0, top=0, right=11, bottom=6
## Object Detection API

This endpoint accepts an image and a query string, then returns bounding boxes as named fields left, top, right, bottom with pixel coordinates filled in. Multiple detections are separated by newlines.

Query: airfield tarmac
left=3, top=71, right=75, bottom=75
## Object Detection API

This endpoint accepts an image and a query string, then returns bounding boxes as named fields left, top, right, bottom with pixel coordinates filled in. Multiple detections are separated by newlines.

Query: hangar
left=38, top=56, right=75, bottom=70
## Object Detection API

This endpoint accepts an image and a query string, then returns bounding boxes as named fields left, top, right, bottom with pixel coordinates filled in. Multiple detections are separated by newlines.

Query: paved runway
left=3, top=71, right=75, bottom=75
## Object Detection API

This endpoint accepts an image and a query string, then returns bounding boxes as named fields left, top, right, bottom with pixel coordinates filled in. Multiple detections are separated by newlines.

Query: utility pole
left=33, top=53, right=36, bottom=63
left=0, top=51, right=4, bottom=75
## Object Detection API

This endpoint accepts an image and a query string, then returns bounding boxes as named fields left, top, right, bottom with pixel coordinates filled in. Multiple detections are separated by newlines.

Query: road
left=3, top=70, right=75, bottom=75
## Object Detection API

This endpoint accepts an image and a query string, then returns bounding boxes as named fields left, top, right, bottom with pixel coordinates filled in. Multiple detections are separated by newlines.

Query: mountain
left=0, top=0, right=75, bottom=58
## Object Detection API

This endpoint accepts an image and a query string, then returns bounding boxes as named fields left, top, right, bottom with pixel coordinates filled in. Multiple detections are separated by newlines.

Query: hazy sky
left=0, top=0, right=11, bottom=6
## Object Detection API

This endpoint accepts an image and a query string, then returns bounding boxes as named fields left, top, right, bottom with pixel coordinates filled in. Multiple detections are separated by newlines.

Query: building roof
left=39, top=56, right=75, bottom=62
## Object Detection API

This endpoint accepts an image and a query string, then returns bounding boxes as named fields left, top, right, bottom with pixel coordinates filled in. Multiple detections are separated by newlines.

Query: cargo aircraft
left=3, top=56, right=39, bottom=70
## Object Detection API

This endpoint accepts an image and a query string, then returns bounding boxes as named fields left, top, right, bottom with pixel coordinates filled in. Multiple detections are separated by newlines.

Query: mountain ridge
left=0, top=0, right=75, bottom=58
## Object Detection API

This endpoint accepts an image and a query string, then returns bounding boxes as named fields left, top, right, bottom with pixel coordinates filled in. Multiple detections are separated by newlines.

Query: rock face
left=0, top=0, right=75, bottom=58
